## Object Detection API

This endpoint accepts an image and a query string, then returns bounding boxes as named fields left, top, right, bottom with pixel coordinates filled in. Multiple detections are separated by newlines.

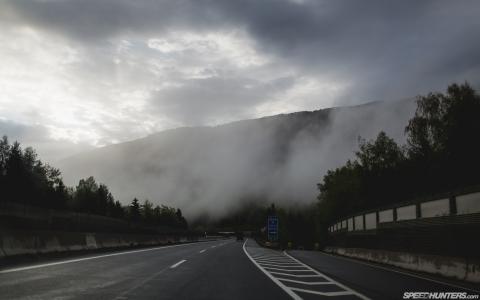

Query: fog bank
left=59, top=99, right=416, bottom=218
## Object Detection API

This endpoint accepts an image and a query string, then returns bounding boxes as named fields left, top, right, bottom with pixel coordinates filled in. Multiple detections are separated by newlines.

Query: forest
left=1, top=83, right=478, bottom=245
left=212, top=83, right=480, bottom=248
left=0, top=138, right=187, bottom=230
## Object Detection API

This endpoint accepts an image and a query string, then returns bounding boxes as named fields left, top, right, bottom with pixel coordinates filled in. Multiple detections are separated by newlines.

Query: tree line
left=209, top=82, right=480, bottom=249
left=317, top=82, right=480, bottom=225
left=0, top=139, right=187, bottom=229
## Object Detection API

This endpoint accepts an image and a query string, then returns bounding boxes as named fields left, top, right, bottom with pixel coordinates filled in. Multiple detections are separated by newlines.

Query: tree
left=317, top=82, right=480, bottom=227
left=356, top=132, right=405, bottom=172
left=73, top=176, right=99, bottom=213
left=142, top=200, right=154, bottom=224
left=406, top=82, right=480, bottom=190
left=95, top=184, right=115, bottom=216
left=112, top=200, right=125, bottom=219
left=129, top=198, right=141, bottom=221
left=176, top=208, right=188, bottom=229
left=0, top=136, right=10, bottom=203
left=5, top=141, right=27, bottom=203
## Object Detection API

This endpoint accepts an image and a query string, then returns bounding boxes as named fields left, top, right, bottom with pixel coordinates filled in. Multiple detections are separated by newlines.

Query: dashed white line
left=199, top=249, right=206, bottom=253
left=0, top=243, right=197, bottom=274
left=170, top=259, right=187, bottom=269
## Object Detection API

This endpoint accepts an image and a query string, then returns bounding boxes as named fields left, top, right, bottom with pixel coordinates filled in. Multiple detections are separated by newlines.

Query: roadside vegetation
left=1, top=82, right=478, bottom=245
left=317, top=82, right=480, bottom=225
left=0, top=139, right=187, bottom=229
left=211, top=82, right=480, bottom=248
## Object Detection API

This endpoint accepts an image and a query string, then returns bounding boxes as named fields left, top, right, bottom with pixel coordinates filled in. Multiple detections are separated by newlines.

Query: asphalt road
left=0, top=239, right=478, bottom=300
left=0, top=239, right=289, bottom=300
left=288, top=250, right=480, bottom=300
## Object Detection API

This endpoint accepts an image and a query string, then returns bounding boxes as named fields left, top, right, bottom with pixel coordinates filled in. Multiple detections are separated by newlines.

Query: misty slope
left=59, top=99, right=416, bottom=218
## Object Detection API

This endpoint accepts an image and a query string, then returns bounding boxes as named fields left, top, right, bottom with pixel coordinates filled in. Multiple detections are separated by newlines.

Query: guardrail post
left=393, top=208, right=397, bottom=222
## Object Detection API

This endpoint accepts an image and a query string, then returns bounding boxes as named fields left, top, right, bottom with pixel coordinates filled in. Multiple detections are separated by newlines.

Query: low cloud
left=0, top=119, right=93, bottom=163
left=1, top=0, right=479, bottom=158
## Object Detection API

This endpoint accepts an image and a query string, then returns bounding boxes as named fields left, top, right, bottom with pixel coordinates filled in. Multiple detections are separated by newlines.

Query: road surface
left=0, top=239, right=478, bottom=299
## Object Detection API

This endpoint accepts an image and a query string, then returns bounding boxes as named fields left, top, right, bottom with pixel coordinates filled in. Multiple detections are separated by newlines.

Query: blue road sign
left=267, top=216, right=278, bottom=241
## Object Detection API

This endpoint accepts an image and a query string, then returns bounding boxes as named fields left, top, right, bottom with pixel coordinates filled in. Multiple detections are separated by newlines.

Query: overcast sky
left=1, top=0, right=479, bottom=162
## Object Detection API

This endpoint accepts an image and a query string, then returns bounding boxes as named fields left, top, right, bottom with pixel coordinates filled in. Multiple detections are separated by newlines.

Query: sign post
left=267, top=216, right=278, bottom=242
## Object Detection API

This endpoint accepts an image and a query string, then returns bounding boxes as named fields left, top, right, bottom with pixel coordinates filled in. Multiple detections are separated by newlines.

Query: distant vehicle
left=236, top=232, right=244, bottom=241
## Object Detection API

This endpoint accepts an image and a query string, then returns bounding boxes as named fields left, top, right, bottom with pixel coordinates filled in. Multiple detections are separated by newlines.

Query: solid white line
left=0, top=243, right=199, bottom=274
left=170, top=259, right=186, bottom=269
left=243, top=240, right=302, bottom=300
left=256, top=258, right=296, bottom=263
left=199, top=249, right=206, bottom=253
left=319, top=252, right=480, bottom=293
left=277, top=278, right=334, bottom=285
left=252, top=255, right=286, bottom=260
left=269, top=271, right=323, bottom=278
left=256, top=261, right=296, bottom=265
left=284, top=251, right=371, bottom=300
left=252, top=254, right=286, bottom=259
left=262, top=266, right=312, bottom=272
left=289, top=287, right=354, bottom=297
left=258, top=261, right=301, bottom=265
left=258, top=262, right=303, bottom=268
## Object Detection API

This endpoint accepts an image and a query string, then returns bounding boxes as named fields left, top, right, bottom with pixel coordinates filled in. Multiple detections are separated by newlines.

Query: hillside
left=58, top=99, right=416, bottom=218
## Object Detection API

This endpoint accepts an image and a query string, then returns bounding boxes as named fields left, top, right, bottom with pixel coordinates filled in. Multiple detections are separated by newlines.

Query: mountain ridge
left=58, top=98, right=416, bottom=218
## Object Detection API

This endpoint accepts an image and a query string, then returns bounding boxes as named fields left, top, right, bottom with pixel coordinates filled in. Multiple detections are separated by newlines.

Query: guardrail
left=328, top=190, right=480, bottom=234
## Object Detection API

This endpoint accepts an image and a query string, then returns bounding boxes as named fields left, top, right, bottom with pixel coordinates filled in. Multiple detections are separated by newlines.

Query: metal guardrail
left=328, top=190, right=480, bottom=234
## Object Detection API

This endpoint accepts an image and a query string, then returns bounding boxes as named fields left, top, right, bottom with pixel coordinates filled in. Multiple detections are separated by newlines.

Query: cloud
left=151, top=76, right=296, bottom=125
left=0, top=0, right=479, bottom=160
left=0, top=119, right=93, bottom=163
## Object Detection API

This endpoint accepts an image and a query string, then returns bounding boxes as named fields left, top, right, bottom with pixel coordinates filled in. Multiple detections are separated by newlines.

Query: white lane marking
left=256, top=258, right=296, bottom=263
left=278, top=278, right=334, bottom=285
left=284, top=251, right=370, bottom=300
left=0, top=242, right=206, bottom=274
left=290, top=287, right=354, bottom=297
left=211, top=245, right=216, bottom=248
left=269, top=271, right=323, bottom=278
left=319, top=252, right=480, bottom=294
left=252, top=255, right=286, bottom=260
left=199, top=249, right=206, bottom=253
left=170, top=259, right=187, bottom=269
left=259, top=263, right=303, bottom=268
left=243, top=240, right=302, bottom=300
left=262, top=266, right=313, bottom=272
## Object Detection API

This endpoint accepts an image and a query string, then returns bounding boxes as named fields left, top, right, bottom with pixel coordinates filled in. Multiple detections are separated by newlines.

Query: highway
left=0, top=239, right=478, bottom=300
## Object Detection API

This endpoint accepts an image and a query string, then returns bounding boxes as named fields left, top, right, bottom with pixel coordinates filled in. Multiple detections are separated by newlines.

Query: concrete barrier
left=0, top=230, right=199, bottom=259
left=325, top=247, right=480, bottom=283
left=85, top=234, right=98, bottom=249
